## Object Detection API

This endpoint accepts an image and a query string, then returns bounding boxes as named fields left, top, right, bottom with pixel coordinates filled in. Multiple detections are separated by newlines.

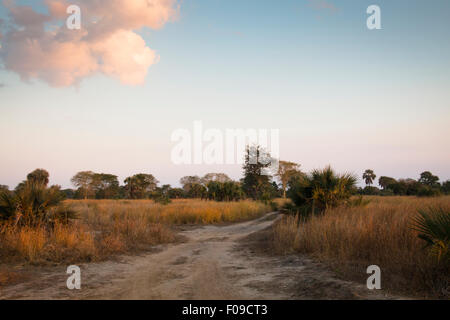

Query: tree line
left=360, top=169, right=449, bottom=197
left=1, top=146, right=448, bottom=205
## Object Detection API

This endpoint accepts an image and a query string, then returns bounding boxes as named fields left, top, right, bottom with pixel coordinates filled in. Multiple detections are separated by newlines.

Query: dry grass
left=68, top=199, right=272, bottom=225
left=270, top=196, right=450, bottom=298
left=0, top=199, right=271, bottom=265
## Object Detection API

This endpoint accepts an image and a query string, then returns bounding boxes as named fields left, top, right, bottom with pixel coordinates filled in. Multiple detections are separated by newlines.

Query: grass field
left=271, top=195, right=450, bottom=298
left=0, top=199, right=272, bottom=265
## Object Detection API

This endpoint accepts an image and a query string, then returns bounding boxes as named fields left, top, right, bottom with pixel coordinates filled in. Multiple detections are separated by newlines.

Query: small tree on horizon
left=71, top=171, right=95, bottom=199
left=241, top=145, right=274, bottom=200
left=418, top=171, right=439, bottom=187
left=275, top=160, right=302, bottom=198
left=363, top=169, right=376, bottom=186
left=124, top=173, right=159, bottom=199
left=378, top=176, right=397, bottom=190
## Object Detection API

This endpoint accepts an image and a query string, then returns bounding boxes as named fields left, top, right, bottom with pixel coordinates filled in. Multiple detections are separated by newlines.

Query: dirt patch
left=0, top=268, right=30, bottom=288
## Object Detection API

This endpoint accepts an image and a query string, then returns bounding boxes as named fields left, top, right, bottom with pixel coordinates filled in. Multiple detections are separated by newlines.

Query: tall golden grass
left=271, top=196, right=450, bottom=298
left=0, top=199, right=271, bottom=265
left=68, top=199, right=272, bottom=225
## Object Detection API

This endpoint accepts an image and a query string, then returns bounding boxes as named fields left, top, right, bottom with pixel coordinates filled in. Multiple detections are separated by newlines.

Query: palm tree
left=0, top=181, right=76, bottom=226
left=310, top=166, right=357, bottom=212
left=363, top=169, right=376, bottom=186
left=288, top=166, right=357, bottom=215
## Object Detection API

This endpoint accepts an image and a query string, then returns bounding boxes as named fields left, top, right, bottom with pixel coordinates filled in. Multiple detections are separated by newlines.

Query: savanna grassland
left=270, top=195, right=450, bottom=298
left=0, top=199, right=272, bottom=267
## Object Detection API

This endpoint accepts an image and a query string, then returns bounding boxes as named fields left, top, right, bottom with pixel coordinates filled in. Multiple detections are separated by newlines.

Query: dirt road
left=0, top=212, right=398, bottom=300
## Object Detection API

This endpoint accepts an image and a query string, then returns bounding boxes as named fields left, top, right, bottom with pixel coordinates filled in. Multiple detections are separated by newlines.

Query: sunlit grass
left=0, top=199, right=272, bottom=265
left=67, top=199, right=272, bottom=225
left=270, top=196, right=450, bottom=298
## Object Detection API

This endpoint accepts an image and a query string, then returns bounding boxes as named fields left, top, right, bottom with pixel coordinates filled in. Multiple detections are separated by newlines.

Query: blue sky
left=0, top=0, right=449, bottom=188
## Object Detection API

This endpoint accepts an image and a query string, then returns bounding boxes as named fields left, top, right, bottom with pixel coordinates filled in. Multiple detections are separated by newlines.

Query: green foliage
left=92, top=173, right=120, bottom=199
left=442, top=180, right=450, bottom=195
left=151, top=184, right=172, bottom=204
left=419, top=171, right=440, bottom=187
left=241, top=145, right=274, bottom=200
left=206, top=181, right=243, bottom=201
left=412, top=207, right=450, bottom=262
left=180, top=176, right=205, bottom=198
left=379, top=188, right=395, bottom=196
left=275, top=160, right=302, bottom=198
left=417, top=186, right=441, bottom=198
left=360, top=186, right=380, bottom=195
left=287, top=166, right=357, bottom=215
left=124, top=173, right=159, bottom=199
left=378, top=176, right=397, bottom=190
left=0, top=181, right=76, bottom=226
left=71, top=171, right=121, bottom=199
left=168, top=187, right=184, bottom=199
left=186, top=183, right=207, bottom=199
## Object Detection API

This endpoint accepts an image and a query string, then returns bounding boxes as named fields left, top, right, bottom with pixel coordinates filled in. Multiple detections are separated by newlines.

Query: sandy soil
left=0, top=212, right=401, bottom=300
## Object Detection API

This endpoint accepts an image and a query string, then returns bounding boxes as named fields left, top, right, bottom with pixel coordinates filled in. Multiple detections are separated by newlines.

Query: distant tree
left=419, top=171, right=439, bottom=187
left=186, top=183, right=207, bottom=199
left=124, top=173, right=159, bottom=199
left=361, top=186, right=380, bottom=195
left=378, top=176, right=397, bottom=190
left=180, top=176, right=202, bottom=192
left=407, top=181, right=420, bottom=195
left=92, top=173, right=120, bottom=199
left=71, top=171, right=95, bottom=199
left=61, top=189, right=75, bottom=199
left=223, top=181, right=243, bottom=201
left=417, top=185, right=441, bottom=197
left=160, top=184, right=171, bottom=195
left=270, top=181, right=282, bottom=198
left=168, top=188, right=185, bottom=199
left=206, top=181, right=243, bottom=201
left=151, top=184, right=172, bottom=204
left=442, top=180, right=450, bottom=195
left=14, top=169, right=51, bottom=193
left=241, top=145, right=274, bottom=200
left=389, top=180, right=408, bottom=195
left=362, top=169, right=376, bottom=186
left=275, top=160, right=302, bottom=198
left=0, top=185, right=9, bottom=192
left=26, top=168, right=50, bottom=186
left=201, top=173, right=232, bottom=184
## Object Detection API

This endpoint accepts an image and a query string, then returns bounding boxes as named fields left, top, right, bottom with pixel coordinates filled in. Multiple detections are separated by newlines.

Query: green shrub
left=417, top=186, right=441, bottom=197
left=0, top=182, right=76, bottom=227
left=287, top=166, right=357, bottom=215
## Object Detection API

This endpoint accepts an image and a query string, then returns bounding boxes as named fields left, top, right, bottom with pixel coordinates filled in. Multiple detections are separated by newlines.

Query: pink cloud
left=0, top=0, right=179, bottom=87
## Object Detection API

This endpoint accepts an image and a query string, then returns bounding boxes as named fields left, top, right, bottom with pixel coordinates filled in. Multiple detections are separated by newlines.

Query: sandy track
left=0, top=212, right=399, bottom=300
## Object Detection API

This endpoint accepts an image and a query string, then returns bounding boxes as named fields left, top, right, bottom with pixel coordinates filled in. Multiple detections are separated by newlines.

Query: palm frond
left=411, top=206, right=450, bottom=261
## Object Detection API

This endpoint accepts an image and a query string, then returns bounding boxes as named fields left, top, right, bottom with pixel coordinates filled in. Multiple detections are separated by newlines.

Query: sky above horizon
left=0, top=0, right=449, bottom=189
